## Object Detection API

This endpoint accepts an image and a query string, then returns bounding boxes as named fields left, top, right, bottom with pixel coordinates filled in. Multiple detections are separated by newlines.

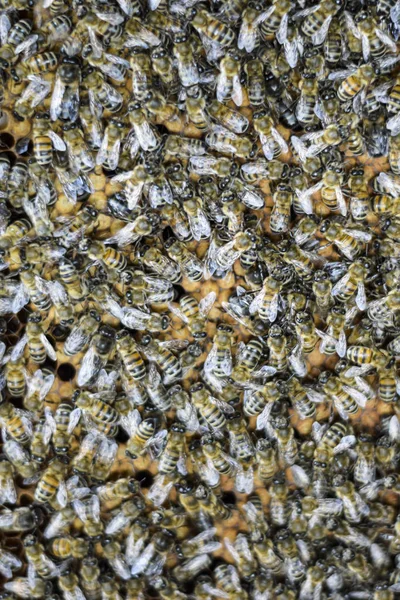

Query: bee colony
left=0, top=0, right=400, bottom=597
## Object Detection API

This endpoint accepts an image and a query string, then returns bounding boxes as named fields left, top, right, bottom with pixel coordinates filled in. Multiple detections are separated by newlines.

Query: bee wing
left=39, top=334, right=57, bottom=361
left=387, top=111, right=400, bottom=136
left=133, top=121, right=158, bottom=152
left=64, top=325, right=91, bottom=356
left=311, top=14, right=332, bottom=45
left=56, top=480, right=68, bottom=508
left=0, top=13, right=11, bottom=45
left=235, top=465, right=254, bottom=494
left=77, top=345, right=103, bottom=387
left=11, top=284, right=30, bottom=314
left=331, top=273, right=351, bottom=297
left=361, top=32, right=370, bottom=62
left=189, top=155, right=218, bottom=175
left=333, top=398, right=349, bottom=421
left=249, top=287, right=266, bottom=315
left=67, top=408, right=81, bottom=435
left=96, top=129, right=109, bottom=166
left=189, top=209, right=211, bottom=241
left=147, top=475, right=174, bottom=507
left=268, top=293, right=279, bottom=323
left=238, top=19, right=258, bottom=53
left=342, top=228, right=372, bottom=242
left=253, top=365, right=278, bottom=378
left=271, top=127, right=288, bottom=154
left=375, top=27, right=397, bottom=51
left=256, top=402, right=273, bottom=430
left=120, top=408, right=141, bottom=437
left=290, top=464, right=310, bottom=488
left=168, top=303, right=189, bottom=324
left=335, top=330, right=347, bottom=358
left=50, top=75, right=66, bottom=122
left=333, top=185, right=347, bottom=216
left=224, top=537, right=241, bottom=564
left=291, top=135, right=309, bottom=163
left=259, top=132, right=275, bottom=160
left=332, top=434, right=356, bottom=455
left=389, top=414, right=400, bottom=442
left=342, top=385, right=368, bottom=408
left=200, top=459, right=220, bottom=487
left=105, top=222, right=141, bottom=248
left=288, top=345, right=307, bottom=377
left=47, top=130, right=66, bottom=152
left=105, top=513, right=131, bottom=535
left=284, top=39, right=300, bottom=69
left=0, top=477, right=17, bottom=505
left=231, top=75, right=243, bottom=107
left=355, top=281, right=367, bottom=311
left=11, top=335, right=28, bottom=361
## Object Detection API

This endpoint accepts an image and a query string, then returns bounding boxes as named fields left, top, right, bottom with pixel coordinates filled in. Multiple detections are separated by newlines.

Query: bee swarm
left=0, top=0, right=399, bottom=598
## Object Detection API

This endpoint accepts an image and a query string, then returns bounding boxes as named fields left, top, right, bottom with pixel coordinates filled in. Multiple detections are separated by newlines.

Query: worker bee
left=319, top=371, right=368, bottom=420
left=206, top=126, right=256, bottom=159
left=253, top=109, right=289, bottom=160
left=10, top=313, right=57, bottom=365
left=62, top=121, right=95, bottom=174
left=64, top=310, right=100, bottom=356
left=164, top=236, right=203, bottom=281
left=188, top=7, right=235, bottom=47
left=169, top=291, right=216, bottom=338
left=191, top=382, right=232, bottom=432
left=34, top=457, right=68, bottom=505
left=77, top=324, right=116, bottom=387
left=204, top=323, right=234, bottom=378
left=299, top=0, right=343, bottom=45
left=329, top=64, right=376, bottom=101
left=116, top=329, right=146, bottom=381
left=50, top=57, right=80, bottom=123
left=227, top=412, right=255, bottom=493
left=319, top=220, right=372, bottom=260
left=172, top=34, right=200, bottom=88
left=82, top=67, right=123, bottom=113
left=140, top=246, right=182, bottom=283
left=272, top=416, right=298, bottom=465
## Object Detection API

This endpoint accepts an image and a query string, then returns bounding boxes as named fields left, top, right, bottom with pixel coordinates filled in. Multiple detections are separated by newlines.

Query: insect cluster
left=0, top=0, right=399, bottom=596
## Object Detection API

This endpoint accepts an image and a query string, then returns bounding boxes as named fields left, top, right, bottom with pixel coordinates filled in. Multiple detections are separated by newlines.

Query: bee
left=230, top=337, right=265, bottom=384
left=58, top=571, right=87, bottom=600
left=4, top=357, right=27, bottom=398
left=126, top=101, right=160, bottom=153
left=169, top=291, right=216, bottom=339
left=256, top=439, right=279, bottom=483
left=259, top=0, right=291, bottom=39
left=252, top=533, right=283, bottom=573
left=182, top=86, right=208, bottom=130
left=240, top=60, right=265, bottom=108
left=204, top=323, right=234, bottom=378
left=140, top=246, right=182, bottom=283
left=122, top=408, right=165, bottom=459
left=172, top=34, right=199, bottom=88
left=330, top=64, right=376, bottom=101
left=288, top=377, right=325, bottom=420
left=70, top=432, right=100, bottom=478
left=57, top=255, right=90, bottom=302
left=227, top=412, right=255, bottom=492
left=254, top=109, right=289, bottom=160
left=164, top=236, right=203, bottom=281
left=238, top=2, right=272, bottom=52
left=4, top=576, right=48, bottom=599
left=319, top=220, right=372, bottom=260
left=333, top=476, right=369, bottom=523
left=190, top=382, right=231, bottom=431
left=189, top=155, right=236, bottom=179
left=79, top=558, right=102, bottom=600
left=50, top=57, right=80, bottom=123
left=116, top=329, right=146, bottom=381
left=77, top=324, right=116, bottom=387
left=368, top=289, right=400, bottom=327
left=32, top=112, right=66, bottom=167
left=354, top=11, right=396, bottom=60
left=34, top=457, right=68, bottom=505
left=7, top=160, right=29, bottom=209
left=319, top=371, right=368, bottom=420
left=73, top=494, right=104, bottom=538
left=181, top=196, right=211, bottom=241
left=63, top=310, right=100, bottom=357
left=95, top=118, right=125, bottom=171
left=79, top=99, right=103, bottom=150
left=296, top=73, right=319, bottom=126
left=206, top=126, right=256, bottom=159
left=300, top=0, right=343, bottom=45
left=62, top=121, right=95, bottom=174
left=188, top=7, right=235, bottom=47
left=249, top=273, right=283, bottom=323
left=201, top=435, right=237, bottom=479
left=145, top=89, right=180, bottom=126
left=273, top=416, right=298, bottom=465
left=82, top=67, right=123, bottom=113
left=195, top=483, right=232, bottom=520
left=141, top=334, right=183, bottom=383
left=270, top=184, right=293, bottom=233
left=24, top=535, right=57, bottom=579
left=241, top=158, right=288, bottom=183
left=71, top=390, right=119, bottom=432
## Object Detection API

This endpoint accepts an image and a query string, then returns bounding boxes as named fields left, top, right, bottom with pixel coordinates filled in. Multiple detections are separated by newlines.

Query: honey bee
left=319, top=371, right=368, bottom=420
left=206, top=126, right=257, bottom=159
left=169, top=291, right=216, bottom=338
left=256, top=439, right=279, bottom=483
left=299, top=0, right=343, bottom=45
left=82, top=67, right=123, bottom=113
left=62, top=121, right=95, bottom=174
left=227, top=412, right=255, bottom=492
left=319, top=220, right=372, bottom=260
left=273, top=416, right=298, bottom=465
left=127, top=101, right=160, bottom=153
left=140, top=246, right=182, bottom=283
left=195, top=483, right=232, bottom=520
left=188, top=7, right=235, bottom=47
left=172, top=34, right=200, bottom=88
left=77, top=324, right=116, bottom=387
left=64, top=310, right=100, bottom=356
left=254, top=109, right=289, bottom=160
left=204, top=323, right=234, bottom=378
left=140, top=333, right=183, bottom=383
left=191, top=382, right=232, bottom=431
left=368, top=289, right=400, bottom=327
left=164, top=236, right=203, bottom=281
left=116, top=329, right=146, bottom=381
left=34, top=457, right=68, bottom=506
left=79, top=558, right=102, bottom=600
